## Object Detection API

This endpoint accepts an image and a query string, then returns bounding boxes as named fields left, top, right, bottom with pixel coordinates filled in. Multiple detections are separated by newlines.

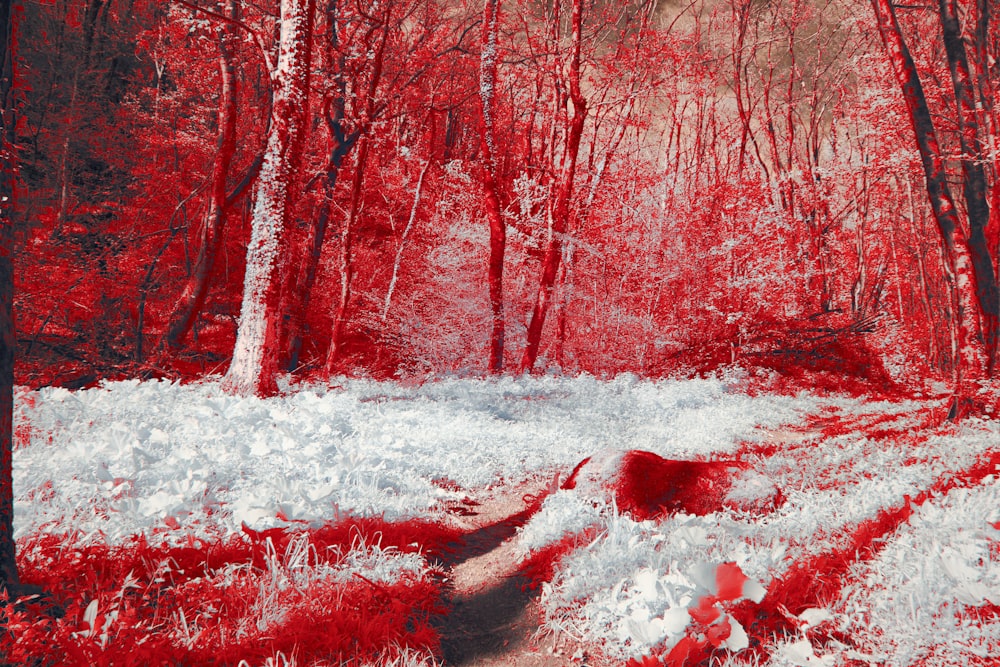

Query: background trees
left=869, top=0, right=1000, bottom=413
left=11, top=0, right=1000, bottom=400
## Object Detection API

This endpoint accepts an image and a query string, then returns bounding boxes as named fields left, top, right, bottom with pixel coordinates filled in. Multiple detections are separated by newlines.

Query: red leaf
left=688, top=594, right=720, bottom=625
left=706, top=616, right=732, bottom=647
left=715, top=562, right=748, bottom=601
left=662, top=636, right=703, bottom=667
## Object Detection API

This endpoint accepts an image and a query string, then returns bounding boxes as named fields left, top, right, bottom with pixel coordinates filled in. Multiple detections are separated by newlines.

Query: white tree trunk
left=223, top=0, right=313, bottom=396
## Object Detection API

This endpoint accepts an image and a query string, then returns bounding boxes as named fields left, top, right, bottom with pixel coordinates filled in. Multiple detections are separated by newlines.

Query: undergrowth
left=2, top=517, right=461, bottom=666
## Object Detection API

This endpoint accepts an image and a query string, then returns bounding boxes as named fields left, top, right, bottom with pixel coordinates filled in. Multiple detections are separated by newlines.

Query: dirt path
left=435, top=477, right=585, bottom=667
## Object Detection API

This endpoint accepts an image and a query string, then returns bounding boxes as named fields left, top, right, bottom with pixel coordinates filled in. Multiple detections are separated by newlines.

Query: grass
left=2, top=517, right=461, bottom=667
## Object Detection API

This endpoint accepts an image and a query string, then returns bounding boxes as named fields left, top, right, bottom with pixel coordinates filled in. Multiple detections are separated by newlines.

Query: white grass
left=14, top=375, right=1000, bottom=665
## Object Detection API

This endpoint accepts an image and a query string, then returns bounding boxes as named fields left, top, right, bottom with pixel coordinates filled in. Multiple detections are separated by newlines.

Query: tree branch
left=172, top=0, right=276, bottom=74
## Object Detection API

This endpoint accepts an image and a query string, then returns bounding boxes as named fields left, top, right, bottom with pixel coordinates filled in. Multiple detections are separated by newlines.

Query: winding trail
left=435, top=477, right=584, bottom=666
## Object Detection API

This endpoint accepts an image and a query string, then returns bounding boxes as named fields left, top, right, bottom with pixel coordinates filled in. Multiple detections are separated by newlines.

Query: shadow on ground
left=434, top=503, right=545, bottom=665
left=438, top=570, right=539, bottom=665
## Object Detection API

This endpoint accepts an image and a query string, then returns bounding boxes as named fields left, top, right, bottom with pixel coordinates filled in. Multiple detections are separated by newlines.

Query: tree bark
left=0, top=0, right=18, bottom=590
left=161, top=0, right=240, bottom=352
left=479, top=0, right=506, bottom=373
left=870, top=0, right=987, bottom=412
left=282, top=0, right=391, bottom=374
left=323, top=135, right=368, bottom=373
left=520, top=0, right=586, bottom=373
left=938, top=0, right=999, bottom=366
left=382, top=155, right=431, bottom=321
left=223, top=0, right=315, bottom=396
left=277, top=127, right=356, bottom=372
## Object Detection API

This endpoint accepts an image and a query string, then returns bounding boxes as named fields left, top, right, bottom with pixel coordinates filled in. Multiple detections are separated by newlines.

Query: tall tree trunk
left=0, top=0, right=18, bottom=591
left=323, top=136, right=369, bottom=374
left=871, top=0, right=987, bottom=415
left=277, top=0, right=358, bottom=372
left=938, top=0, right=999, bottom=367
left=161, top=0, right=240, bottom=351
left=223, top=0, right=314, bottom=396
left=277, top=128, right=356, bottom=372
left=520, top=0, right=586, bottom=373
left=281, top=0, right=389, bottom=373
left=480, top=0, right=506, bottom=373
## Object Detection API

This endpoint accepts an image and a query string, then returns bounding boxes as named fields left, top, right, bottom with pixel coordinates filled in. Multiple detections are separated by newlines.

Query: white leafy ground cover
left=13, top=373, right=1000, bottom=665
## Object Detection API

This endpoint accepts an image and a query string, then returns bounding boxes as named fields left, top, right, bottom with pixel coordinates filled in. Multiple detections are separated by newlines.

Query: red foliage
left=12, top=0, right=961, bottom=387
left=517, top=526, right=600, bottom=592
left=729, top=447, right=1000, bottom=661
left=563, top=450, right=777, bottom=521
left=714, top=562, right=751, bottom=602
left=630, top=562, right=759, bottom=667
left=4, top=517, right=462, bottom=666
left=687, top=595, right=722, bottom=625
left=659, top=635, right=709, bottom=666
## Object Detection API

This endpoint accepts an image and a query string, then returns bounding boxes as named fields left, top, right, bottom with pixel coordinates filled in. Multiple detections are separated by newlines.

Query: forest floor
left=434, top=396, right=1000, bottom=667
left=5, top=375, right=1000, bottom=666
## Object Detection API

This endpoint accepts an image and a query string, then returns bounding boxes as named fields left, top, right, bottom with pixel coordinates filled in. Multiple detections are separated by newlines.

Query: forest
left=13, top=0, right=999, bottom=404
left=4, top=2, right=1000, bottom=666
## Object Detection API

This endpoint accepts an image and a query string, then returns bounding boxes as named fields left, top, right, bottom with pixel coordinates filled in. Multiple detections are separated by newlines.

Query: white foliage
left=14, top=376, right=1000, bottom=666
left=14, top=375, right=806, bottom=543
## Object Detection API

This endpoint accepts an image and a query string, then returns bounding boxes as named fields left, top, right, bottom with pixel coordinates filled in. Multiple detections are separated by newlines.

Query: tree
left=282, top=0, right=466, bottom=375
left=223, top=0, right=315, bottom=396
left=869, top=0, right=991, bottom=415
left=0, top=0, right=18, bottom=591
left=275, top=0, right=363, bottom=374
left=519, top=0, right=587, bottom=372
left=479, top=0, right=507, bottom=373
left=160, top=0, right=255, bottom=353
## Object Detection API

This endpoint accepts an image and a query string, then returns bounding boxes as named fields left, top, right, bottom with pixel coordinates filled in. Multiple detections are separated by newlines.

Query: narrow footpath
left=435, top=477, right=584, bottom=666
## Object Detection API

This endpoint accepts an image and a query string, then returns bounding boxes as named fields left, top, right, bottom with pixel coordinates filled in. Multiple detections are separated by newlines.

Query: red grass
left=563, top=451, right=767, bottom=522
left=4, top=517, right=463, bottom=666
left=517, top=526, right=601, bottom=592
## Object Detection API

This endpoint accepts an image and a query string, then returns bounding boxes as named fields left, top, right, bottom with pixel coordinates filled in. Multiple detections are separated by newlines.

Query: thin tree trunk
left=0, top=0, right=17, bottom=591
left=520, top=0, right=586, bottom=373
left=731, top=0, right=752, bottom=173
left=480, top=0, right=506, bottom=373
left=383, top=156, right=431, bottom=322
left=56, top=78, right=77, bottom=226
left=161, top=0, right=239, bottom=351
left=871, top=0, right=986, bottom=415
left=277, top=0, right=359, bottom=371
left=903, top=178, right=940, bottom=367
left=887, top=222, right=906, bottom=329
left=223, top=0, right=314, bottom=397
left=323, top=136, right=369, bottom=373
left=282, top=0, right=389, bottom=373
left=851, top=216, right=868, bottom=318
